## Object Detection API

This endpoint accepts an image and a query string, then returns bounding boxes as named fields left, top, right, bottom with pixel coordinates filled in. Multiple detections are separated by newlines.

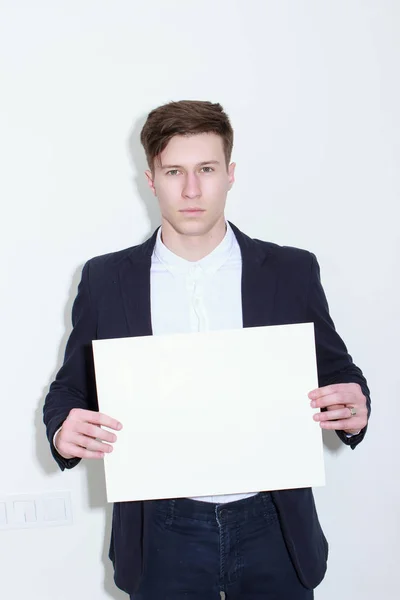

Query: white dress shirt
left=151, top=222, right=257, bottom=504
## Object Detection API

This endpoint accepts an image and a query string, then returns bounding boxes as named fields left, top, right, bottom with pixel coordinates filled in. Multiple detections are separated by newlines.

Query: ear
left=145, top=170, right=157, bottom=196
left=228, top=162, right=236, bottom=190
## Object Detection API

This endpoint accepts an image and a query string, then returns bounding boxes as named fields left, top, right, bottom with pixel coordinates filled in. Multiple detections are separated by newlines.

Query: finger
left=319, top=418, right=364, bottom=430
left=310, top=392, right=356, bottom=409
left=74, top=422, right=118, bottom=443
left=308, top=383, right=358, bottom=400
left=68, top=432, right=114, bottom=454
left=57, top=440, right=106, bottom=460
left=69, top=408, right=123, bottom=431
left=314, top=408, right=351, bottom=422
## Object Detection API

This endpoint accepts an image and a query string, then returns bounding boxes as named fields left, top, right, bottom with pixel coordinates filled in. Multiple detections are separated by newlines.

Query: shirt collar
left=153, top=222, right=237, bottom=275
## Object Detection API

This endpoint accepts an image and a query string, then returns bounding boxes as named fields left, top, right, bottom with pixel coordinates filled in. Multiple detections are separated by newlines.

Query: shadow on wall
left=128, top=113, right=162, bottom=234
left=34, top=113, right=344, bottom=600
left=322, top=429, right=343, bottom=454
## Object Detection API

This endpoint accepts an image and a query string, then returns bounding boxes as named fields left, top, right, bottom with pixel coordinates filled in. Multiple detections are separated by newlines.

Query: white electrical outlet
left=0, top=492, right=73, bottom=530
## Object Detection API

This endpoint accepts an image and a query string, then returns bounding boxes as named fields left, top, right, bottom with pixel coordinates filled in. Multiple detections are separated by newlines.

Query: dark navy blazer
left=43, top=222, right=370, bottom=593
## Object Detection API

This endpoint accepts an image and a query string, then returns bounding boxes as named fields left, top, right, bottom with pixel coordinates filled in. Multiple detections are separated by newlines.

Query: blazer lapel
left=229, top=222, right=278, bottom=328
left=118, top=229, right=159, bottom=337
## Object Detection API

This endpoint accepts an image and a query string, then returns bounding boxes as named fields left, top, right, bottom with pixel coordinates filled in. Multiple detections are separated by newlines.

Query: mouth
left=179, top=208, right=205, bottom=215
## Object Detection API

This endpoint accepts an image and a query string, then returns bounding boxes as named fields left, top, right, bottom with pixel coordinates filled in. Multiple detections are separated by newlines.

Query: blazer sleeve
left=43, top=261, right=98, bottom=470
left=307, top=253, right=371, bottom=449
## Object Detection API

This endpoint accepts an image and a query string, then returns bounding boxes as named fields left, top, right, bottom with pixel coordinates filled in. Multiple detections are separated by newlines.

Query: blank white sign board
left=92, top=323, right=325, bottom=503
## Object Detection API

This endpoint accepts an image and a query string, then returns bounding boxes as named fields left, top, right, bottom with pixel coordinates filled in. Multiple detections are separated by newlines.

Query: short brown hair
left=140, top=100, right=234, bottom=171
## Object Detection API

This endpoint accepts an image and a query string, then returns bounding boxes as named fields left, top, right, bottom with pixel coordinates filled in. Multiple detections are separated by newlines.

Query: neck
left=160, top=217, right=227, bottom=261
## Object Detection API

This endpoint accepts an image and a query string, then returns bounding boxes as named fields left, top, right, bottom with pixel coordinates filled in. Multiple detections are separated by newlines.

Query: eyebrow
left=160, top=160, right=221, bottom=170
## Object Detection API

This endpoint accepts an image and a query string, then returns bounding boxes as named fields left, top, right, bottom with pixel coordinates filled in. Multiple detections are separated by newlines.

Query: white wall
left=1, top=1, right=398, bottom=598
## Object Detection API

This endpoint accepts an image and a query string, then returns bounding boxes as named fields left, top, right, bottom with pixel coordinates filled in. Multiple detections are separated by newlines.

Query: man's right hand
left=54, top=408, right=123, bottom=460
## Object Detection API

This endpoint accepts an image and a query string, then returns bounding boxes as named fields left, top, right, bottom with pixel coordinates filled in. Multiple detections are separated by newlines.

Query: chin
left=176, top=220, right=216, bottom=237
left=164, top=212, right=225, bottom=237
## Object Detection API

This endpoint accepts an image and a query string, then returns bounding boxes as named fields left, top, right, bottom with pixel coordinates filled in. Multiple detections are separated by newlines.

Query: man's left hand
left=308, top=383, right=368, bottom=434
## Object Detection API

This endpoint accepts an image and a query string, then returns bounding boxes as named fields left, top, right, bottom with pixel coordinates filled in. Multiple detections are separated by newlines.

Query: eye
left=166, top=169, right=180, bottom=176
left=200, top=166, right=214, bottom=173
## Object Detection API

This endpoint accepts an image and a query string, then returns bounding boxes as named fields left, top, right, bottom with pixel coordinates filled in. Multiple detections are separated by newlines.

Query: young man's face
left=145, top=133, right=235, bottom=238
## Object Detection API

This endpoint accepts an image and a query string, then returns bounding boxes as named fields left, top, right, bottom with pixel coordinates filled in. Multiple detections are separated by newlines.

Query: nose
left=182, top=172, right=201, bottom=199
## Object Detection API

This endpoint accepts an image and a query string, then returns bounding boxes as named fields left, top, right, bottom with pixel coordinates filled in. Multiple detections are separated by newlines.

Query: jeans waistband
left=151, top=492, right=276, bottom=523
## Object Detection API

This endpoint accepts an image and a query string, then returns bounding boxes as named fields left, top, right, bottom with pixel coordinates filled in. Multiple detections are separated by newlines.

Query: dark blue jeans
left=131, top=492, right=313, bottom=599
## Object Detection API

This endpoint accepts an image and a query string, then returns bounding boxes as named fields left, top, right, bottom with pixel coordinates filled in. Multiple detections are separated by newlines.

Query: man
left=43, top=100, right=370, bottom=599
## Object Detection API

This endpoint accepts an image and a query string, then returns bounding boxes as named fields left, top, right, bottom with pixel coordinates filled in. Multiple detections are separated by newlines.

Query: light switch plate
left=0, top=491, right=73, bottom=530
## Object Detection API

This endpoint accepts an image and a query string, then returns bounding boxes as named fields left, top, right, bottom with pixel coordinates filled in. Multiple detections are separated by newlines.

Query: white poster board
left=92, top=323, right=325, bottom=502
